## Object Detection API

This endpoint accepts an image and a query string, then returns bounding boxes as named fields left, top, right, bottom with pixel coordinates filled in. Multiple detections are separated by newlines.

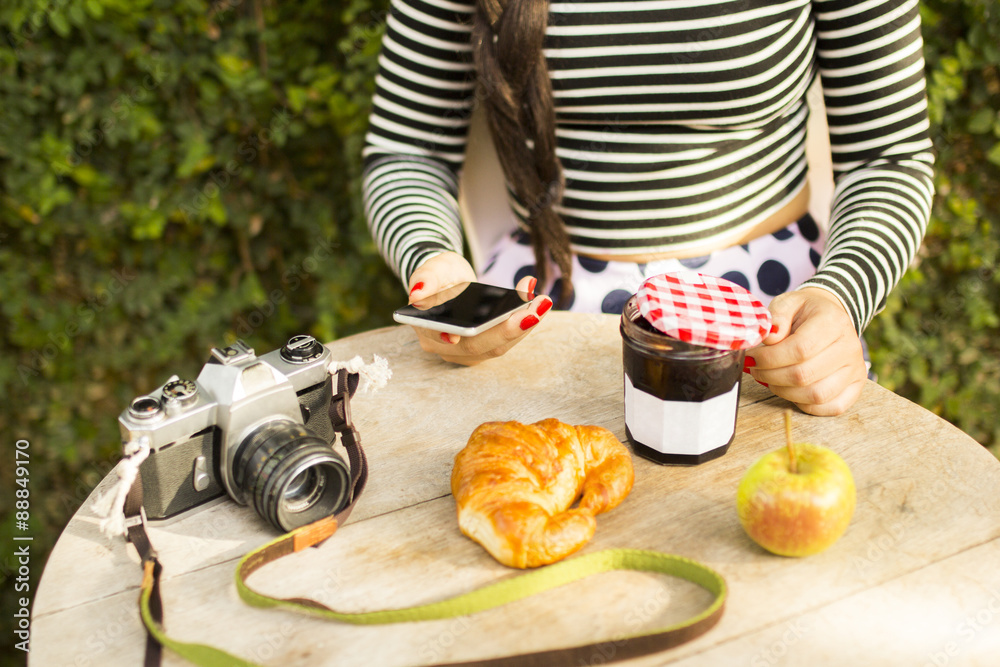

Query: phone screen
left=393, top=282, right=533, bottom=336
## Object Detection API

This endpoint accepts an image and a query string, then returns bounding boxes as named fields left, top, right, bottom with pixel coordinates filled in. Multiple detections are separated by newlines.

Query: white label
left=623, top=374, right=738, bottom=456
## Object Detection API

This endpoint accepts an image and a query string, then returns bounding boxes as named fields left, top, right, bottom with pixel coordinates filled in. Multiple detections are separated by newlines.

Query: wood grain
left=30, top=312, right=1000, bottom=666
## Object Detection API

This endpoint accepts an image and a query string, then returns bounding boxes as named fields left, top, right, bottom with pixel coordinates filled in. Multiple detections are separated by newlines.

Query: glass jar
left=620, top=295, right=745, bottom=465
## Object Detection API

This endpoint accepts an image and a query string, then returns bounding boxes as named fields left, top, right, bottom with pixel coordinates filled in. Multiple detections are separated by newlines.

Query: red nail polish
left=409, top=282, right=424, bottom=295
left=758, top=380, right=769, bottom=388
left=536, top=298, right=552, bottom=317
left=743, top=357, right=756, bottom=373
left=520, top=315, right=540, bottom=331
left=769, top=324, right=778, bottom=335
left=527, top=277, right=537, bottom=298
left=440, top=332, right=453, bottom=344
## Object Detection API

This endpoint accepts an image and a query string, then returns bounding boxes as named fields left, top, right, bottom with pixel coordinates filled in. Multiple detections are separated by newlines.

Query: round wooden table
left=30, top=312, right=1000, bottom=666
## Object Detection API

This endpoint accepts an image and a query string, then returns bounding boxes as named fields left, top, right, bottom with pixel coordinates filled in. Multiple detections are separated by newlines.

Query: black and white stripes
left=362, top=0, right=934, bottom=332
left=807, top=0, right=934, bottom=331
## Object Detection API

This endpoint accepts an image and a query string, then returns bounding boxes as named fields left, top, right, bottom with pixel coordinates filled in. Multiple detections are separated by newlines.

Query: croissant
left=451, top=418, right=634, bottom=568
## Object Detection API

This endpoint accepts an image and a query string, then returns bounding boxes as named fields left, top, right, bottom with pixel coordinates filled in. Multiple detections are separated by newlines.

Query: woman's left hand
left=746, top=287, right=868, bottom=416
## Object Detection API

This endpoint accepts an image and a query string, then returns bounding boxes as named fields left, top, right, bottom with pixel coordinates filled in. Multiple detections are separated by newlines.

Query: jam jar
left=620, top=295, right=745, bottom=465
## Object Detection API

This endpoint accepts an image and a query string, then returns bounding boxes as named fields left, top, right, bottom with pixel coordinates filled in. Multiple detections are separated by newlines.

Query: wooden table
left=31, top=312, right=1000, bottom=666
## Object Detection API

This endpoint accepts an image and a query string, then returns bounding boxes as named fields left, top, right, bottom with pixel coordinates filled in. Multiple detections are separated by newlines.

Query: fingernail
left=743, top=357, right=756, bottom=373
left=536, top=298, right=552, bottom=317
left=758, top=380, right=769, bottom=388
left=409, top=282, right=424, bottom=295
left=440, top=332, right=455, bottom=344
left=520, top=315, right=540, bottom=331
left=769, top=324, right=778, bottom=335
left=527, top=277, right=537, bottom=298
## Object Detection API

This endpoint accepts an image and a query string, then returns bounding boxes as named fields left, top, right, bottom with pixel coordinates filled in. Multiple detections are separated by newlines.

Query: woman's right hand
left=406, top=251, right=553, bottom=366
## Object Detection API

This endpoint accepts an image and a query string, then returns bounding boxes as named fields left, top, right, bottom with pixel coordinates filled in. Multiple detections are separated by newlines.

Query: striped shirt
left=362, top=0, right=934, bottom=333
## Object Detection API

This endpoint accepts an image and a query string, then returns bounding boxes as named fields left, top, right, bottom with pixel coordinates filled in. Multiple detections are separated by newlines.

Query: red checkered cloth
left=636, top=272, right=772, bottom=350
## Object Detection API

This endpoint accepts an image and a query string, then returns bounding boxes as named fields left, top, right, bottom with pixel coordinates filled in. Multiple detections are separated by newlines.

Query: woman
left=362, top=0, right=934, bottom=416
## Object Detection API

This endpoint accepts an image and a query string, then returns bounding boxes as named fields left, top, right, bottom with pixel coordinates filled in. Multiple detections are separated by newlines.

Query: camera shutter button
left=128, top=396, right=162, bottom=420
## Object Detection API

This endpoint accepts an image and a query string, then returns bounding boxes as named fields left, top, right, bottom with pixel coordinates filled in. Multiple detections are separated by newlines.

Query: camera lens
left=283, top=468, right=322, bottom=511
left=234, top=420, right=350, bottom=532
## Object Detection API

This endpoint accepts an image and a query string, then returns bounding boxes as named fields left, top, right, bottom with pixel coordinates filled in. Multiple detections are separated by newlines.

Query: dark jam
left=620, top=298, right=744, bottom=466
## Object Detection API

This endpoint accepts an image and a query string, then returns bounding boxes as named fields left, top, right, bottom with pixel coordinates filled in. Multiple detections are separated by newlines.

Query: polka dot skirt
left=480, top=214, right=825, bottom=315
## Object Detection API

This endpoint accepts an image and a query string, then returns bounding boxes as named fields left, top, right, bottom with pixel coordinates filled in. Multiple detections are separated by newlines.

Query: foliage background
left=0, top=0, right=997, bottom=662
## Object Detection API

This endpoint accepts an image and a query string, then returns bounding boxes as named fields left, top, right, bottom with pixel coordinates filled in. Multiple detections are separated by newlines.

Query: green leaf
left=968, top=108, right=995, bottom=134
left=67, top=4, right=87, bottom=26
left=205, top=193, right=228, bottom=225
left=176, top=136, right=214, bottom=178
left=69, top=164, right=102, bottom=187
left=286, top=85, right=309, bottom=114
left=217, top=53, right=251, bottom=77
left=49, top=12, right=72, bottom=37
left=987, top=142, right=1000, bottom=168
left=85, top=0, right=106, bottom=19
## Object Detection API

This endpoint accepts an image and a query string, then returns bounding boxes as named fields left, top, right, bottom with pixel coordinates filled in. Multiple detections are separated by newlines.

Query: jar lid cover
left=636, top=272, right=772, bottom=350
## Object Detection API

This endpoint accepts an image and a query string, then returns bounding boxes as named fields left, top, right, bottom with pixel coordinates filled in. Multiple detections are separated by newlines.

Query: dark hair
left=472, top=0, right=573, bottom=305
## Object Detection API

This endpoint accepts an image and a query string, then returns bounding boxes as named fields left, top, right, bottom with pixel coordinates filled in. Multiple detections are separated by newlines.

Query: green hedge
left=0, top=0, right=398, bottom=660
left=1, top=0, right=998, bottom=661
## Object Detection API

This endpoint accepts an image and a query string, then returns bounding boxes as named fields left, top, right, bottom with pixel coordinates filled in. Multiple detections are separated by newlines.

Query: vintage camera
left=118, top=335, right=351, bottom=532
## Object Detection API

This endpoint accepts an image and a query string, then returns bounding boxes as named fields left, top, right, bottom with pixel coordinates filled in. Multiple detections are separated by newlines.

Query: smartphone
left=393, top=282, right=533, bottom=336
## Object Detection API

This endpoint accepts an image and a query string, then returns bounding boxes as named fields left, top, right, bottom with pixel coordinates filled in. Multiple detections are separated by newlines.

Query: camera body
left=118, top=335, right=351, bottom=532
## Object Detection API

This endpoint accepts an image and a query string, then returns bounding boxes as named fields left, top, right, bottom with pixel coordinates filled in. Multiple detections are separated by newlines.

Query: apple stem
left=785, top=409, right=798, bottom=474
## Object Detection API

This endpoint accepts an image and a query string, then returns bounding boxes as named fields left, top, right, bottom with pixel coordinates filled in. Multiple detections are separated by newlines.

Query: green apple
left=736, top=412, right=856, bottom=557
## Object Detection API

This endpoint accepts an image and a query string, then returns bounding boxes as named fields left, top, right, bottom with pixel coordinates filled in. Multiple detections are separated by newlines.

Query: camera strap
left=126, top=368, right=727, bottom=667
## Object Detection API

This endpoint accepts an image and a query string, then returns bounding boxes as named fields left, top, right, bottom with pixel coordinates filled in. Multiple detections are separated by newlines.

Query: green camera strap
left=127, top=370, right=727, bottom=667
left=138, top=519, right=726, bottom=667
left=235, top=522, right=726, bottom=666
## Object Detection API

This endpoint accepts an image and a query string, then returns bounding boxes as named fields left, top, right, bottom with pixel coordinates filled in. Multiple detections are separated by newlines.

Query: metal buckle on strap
left=124, top=506, right=147, bottom=530
left=330, top=390, right=354, bottom=433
